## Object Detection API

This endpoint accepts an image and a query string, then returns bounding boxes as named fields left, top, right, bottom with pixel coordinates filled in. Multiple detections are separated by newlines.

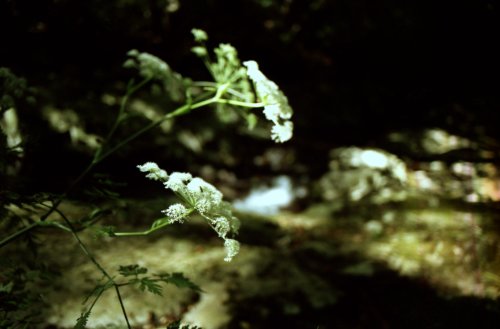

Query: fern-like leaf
left=74, top=310, right=91, bottom=329
left=158, top=272, right=202, bottom=292
left=118, top=264, right=148, bottom=277
left=139, top=277, right=163, bottom=296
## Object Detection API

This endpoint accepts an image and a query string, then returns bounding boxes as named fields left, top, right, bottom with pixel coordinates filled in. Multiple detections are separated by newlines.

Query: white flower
left=187, top=177, right=212, bottom=193
left=243, top=60, right=294, bottom=143
left=271, top=121, right=293, bottom=143
left=263, top=104, right=281, bottom=122
left=161, top=203, right=188, bottom=223
left=212, top=217, right=231, bottom=238
left=139, top=163, right=241, bottom=262
left=194, top=198, right=212, bottom=214
left=137, top=162, right=168, bottom=181
left=164, top=172, right=192, bottom=192
left=223, top=239, right=240, bottom=262
left=137, top=162, right=159, bottom=172
left=244, top=60, right=268, bottom=85
left=187, top=177, right=223, bottom=207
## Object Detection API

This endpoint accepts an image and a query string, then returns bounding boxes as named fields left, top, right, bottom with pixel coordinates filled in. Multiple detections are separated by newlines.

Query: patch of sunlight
left=333, top=147, right=407, bottom=182
left=366, top=231, right=448, bottom=275
left=0, top=108, right=23, bottom=174
left=421, top=128, right=474, bottom=154
left=130, top=99, right=173, bottom=132
left=403, top=209, right=474, bottom=230
left=274, top=210, right=332, bottom=230
left=360, top=150, right=389, bottom=168
left=233, top=176, right=295, bottom=215
left=0, top=108, right=22, bottom=152
left=183, top=282, right=231, bottom=329
left=411, top=170, right=435, bottom=190
left=360, top=209, right=500, bottom=298
left=42, top=106, right=102, bottom=150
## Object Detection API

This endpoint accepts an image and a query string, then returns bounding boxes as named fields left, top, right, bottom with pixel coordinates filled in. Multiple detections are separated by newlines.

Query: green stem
left=113, top=220, right=169, bottom=237
left=114, top=209, right=194, bottom=237
left=97, top=78, right=152, bottom=159
left=95, top=93, right=219, bottom=163
left=55, top=208, right=132, bottom=328
left=115, top=285, right=131, bottom=329
left=0, top=222, right=38, bottom=248
left=217, top=99, right=264, bottom=108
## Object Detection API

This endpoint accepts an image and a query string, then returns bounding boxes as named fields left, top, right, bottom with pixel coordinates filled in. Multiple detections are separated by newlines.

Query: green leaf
left=139, top=278, right=163, bottom=296
left=74, top=310, right=91, bottom=329
left=82, top=279, right=113, bottom=305
left=94, top=225, right=116, bottom=237
left=151, top=217, right=170, bottom=230
left=118, top=264, right=148, bottom=277
left=158, top=272, right=202, bottom=292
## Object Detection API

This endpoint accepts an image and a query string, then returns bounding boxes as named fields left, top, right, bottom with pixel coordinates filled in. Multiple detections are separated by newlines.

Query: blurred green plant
left=0, top=28, right=294, bottom=328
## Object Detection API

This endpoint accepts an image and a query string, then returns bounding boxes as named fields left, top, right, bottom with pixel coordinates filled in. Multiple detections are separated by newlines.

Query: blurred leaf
left=118, top=264, right=148, bottom=277
left=157, top=272, right=202, bottom=292
left=139, top=277, right=163, bottom=296
left=94, top=225, right=116, bottom=238
left=74, top=310, right=91, bottom=329
left=151, top=217, right=170, bottom=229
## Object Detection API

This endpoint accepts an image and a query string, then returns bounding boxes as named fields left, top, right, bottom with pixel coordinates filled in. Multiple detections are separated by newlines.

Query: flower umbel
left=161, top=203, right=188, bottom=224
left=137, top=162, right=168, bottom=181
left=137, top=162, right=240, bottom=261
left=223, top=239, right=240, bottom=262
left=243, top=60, right=293, bottom=143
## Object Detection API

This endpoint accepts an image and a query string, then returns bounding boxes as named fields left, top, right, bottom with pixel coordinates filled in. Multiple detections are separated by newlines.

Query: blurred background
left=1, top=1, right=500, bottom=328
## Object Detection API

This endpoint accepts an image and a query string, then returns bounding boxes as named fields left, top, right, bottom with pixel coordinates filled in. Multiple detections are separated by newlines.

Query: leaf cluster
left=118, top=264, right=202, bottom=295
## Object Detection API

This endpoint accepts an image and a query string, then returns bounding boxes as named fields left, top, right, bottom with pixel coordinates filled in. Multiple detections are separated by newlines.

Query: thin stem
left=55, top=207, right=132, bottom=328
left=95, top=94, right=218, bottom=163
left=95, top=77, right=151, bottom=162
left=217, top=99, right=264, bottom=108
left=191, top=81, right=218, bottom=88
left=115, top=285, right=132, bottom=329
left=0, top=222, right=38, bottom=248
left=114, top=209, right=194, bottom=237
left=59, top=210, right=113, bottom=280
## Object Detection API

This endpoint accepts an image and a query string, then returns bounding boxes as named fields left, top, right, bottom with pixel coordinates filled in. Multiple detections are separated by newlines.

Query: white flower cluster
left=124, top=50, right=171, bottom=81
left=161, top=203, right=188, bottom=224
left=243, top=60, right=294, bottom=143
left=223, top=239, right=240, bottom=262
left=137, top=162, right=241, bottom=262
left=137, top=162, right=168, bottom=181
